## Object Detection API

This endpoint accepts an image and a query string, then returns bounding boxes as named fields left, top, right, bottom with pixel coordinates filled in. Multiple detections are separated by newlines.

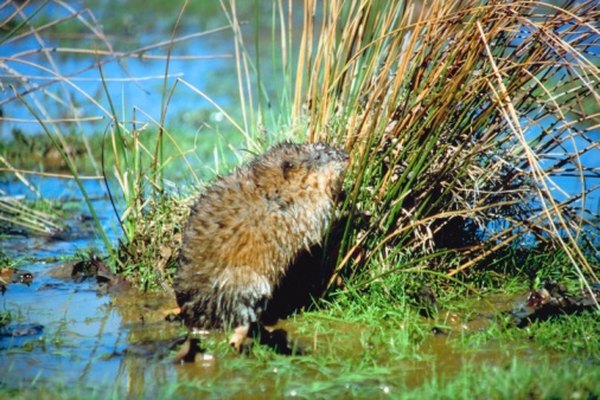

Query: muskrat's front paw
left=229, top=324, right=251, bottom=353
left=229, top=336, right=253, bottom=354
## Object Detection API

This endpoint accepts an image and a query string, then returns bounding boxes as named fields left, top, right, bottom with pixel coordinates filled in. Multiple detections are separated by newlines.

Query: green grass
left=405, top=358, right=600, bottom=400
left=0, top=310, right=12, bottom=327
left=0, top=250, right=14, bottom=270
left=459, top=308, right=600, bottom=359
left=4, top=358, right=597, bottom=400
left=162, top=276, right=600, bottom=398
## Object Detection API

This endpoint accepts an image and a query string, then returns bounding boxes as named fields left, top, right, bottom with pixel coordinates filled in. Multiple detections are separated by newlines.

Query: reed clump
left=284, top=0, right=599, bottom=289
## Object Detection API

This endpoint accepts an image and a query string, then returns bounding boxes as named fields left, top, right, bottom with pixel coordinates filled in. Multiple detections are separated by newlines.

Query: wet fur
left=174, top=142, right=348, bottom=330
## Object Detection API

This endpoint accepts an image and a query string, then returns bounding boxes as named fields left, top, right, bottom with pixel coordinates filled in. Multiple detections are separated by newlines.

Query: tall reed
left=281, top=0, right=599, bottom=293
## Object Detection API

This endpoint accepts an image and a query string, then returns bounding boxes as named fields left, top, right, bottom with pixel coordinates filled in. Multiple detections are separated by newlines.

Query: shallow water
left=0, top=265, right=184, bottom=397
left=0, top=224, right=564, bottom=398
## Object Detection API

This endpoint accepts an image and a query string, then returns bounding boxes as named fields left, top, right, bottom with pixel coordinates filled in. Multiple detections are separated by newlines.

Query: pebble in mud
left=0, top=323, right=43, bottom=338
left=17, top=271, right=33, bottom=285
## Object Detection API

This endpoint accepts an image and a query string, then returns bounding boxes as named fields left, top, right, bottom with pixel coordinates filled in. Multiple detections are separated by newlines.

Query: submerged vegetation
left=1, top=0, right=599, bottom=398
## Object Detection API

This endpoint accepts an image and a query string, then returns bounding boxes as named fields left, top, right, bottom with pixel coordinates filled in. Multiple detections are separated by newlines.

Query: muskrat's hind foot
left=229, top=324, right=250, bottom=353
left=172, top=337, right=203, bottom=364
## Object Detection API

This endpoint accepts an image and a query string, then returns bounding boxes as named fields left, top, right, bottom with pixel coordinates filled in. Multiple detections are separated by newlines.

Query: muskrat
left=174, top=142, right=349, bottom=351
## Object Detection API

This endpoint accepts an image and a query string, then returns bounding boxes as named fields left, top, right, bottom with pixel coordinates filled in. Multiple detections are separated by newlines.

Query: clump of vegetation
left=0, top=310, right=12, bottom=328
left=0, top=196, right=64, bottom=236
left=0, top=250, right=11, bottom=269
left=115, top=194, right=192, bottom=290
left=276, top=0, right=599, bottom=294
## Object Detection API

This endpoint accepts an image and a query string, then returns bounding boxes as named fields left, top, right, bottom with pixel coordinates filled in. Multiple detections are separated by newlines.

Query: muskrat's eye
left=281, top=160, right=294, bottom=171
left=281, top=160, right=296, bottom=180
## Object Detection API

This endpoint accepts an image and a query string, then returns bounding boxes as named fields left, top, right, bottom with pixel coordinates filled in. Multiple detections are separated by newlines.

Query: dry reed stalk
left=289, top=0, right=599, bottom=286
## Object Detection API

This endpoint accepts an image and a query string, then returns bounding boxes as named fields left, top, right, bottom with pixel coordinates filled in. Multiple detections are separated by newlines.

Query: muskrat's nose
left=330, top=147, right=349, bottom=163
left=340, top=149, right=349, bottom=161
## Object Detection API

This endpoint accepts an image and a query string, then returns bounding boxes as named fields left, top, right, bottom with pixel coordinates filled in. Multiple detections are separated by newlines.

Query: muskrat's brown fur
left=174, top=142, right=348, bottom=348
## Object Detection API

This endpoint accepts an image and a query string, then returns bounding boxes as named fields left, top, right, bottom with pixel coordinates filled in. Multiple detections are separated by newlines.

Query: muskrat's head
left=252, top=142, right=349, bottom=201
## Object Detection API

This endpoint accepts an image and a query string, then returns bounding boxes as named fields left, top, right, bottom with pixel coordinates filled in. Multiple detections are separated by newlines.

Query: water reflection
left=0, top=256, right=182, bottom=395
